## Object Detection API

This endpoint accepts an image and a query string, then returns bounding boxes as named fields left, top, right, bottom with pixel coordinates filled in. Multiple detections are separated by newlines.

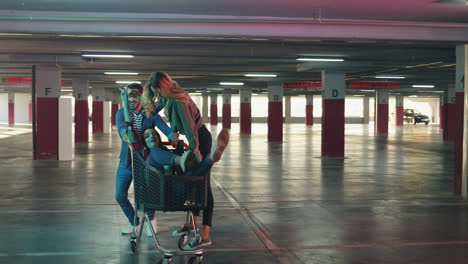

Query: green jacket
left=155, top=96, right=204, bottom=151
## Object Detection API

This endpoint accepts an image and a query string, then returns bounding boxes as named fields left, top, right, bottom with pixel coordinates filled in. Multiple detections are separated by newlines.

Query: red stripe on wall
left=111, top=104, right=119, bottom=126
left=445, top=104, right=456, bottom=142
left=36, top=97, right=58, bottom=160
left=75, top=100, right=89, bottom=142
left=396, top=106, right=403, bottom=126
left=377, top=104, right=389, bottom=134
left=322, top=99, right=344, bottom=157
left=268, top=101, right=283, bottom=142
left=222, top=103, right=231, bottom=129
left=305, top=104, right=313, bottom=126
left=92, top=101, right=104, bottom=133
left=240, top=102, right=251, bottom=134
left=8, top=103, right=14, bottom=126
left=210, top=104, right=218, bottom=125
left=454, top=92, right=464, bottom=195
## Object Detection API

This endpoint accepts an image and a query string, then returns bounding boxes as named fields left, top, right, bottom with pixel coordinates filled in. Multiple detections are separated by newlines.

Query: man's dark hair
left=127, top=83, right=143, bottom=94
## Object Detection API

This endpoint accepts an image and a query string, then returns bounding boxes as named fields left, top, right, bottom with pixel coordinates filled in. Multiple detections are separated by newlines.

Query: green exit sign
left=1, top=77, right=6, bottom=83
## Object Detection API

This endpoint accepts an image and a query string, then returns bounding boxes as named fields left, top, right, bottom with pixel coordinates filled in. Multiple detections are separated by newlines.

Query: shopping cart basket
left=129, top=148, right=207, bottom=264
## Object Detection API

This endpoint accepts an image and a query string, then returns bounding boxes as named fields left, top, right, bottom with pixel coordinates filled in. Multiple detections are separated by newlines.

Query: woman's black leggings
left=193, top=125, right=214, bottom=226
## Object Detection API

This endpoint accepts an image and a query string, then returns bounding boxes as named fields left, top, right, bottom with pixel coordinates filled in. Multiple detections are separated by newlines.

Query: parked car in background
left=404, top=109, right=430, bottom=125
left=413, top=113, right=430, bottom=125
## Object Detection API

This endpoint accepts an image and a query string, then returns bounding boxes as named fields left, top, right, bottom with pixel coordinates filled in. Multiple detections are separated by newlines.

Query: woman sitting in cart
left=142, top=127, right=229, bottom=177
left=141, top=72, right=229, bottom=249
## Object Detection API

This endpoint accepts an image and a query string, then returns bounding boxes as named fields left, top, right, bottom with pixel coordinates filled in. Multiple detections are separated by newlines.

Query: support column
left=268, top=82, right=283, bottom=142
left=321, top=71, right=345, bottom=157
left=8, top=90, right=14, bottom=127
left=363, top=96, right=370, bottom=124
left=72, top=79, right=89, bottom=142
left=305, top=94, right=313, bottom=126
left=439, top=94, right=444, bottom=129
left=202, top=94, right=209, bottom=123
left=210, top=93, right=218, bottom=125
left=396, top=95, right=404, bottom=126
left=111, top=92, right=119, bottom=127
left=240, top=88, right=252, bottom=134
left=455, top=45, right=467, bottom=195
left=222, top=90, right=231, bottom=129
left=284, top=95, right=291, bottom=123
left=103, top=89, right=112, bottom=134
left=92, top=87, right=105, bottom=133
left=36, top=65, right=61, bottom=160
left=376, top=90, right=389, bottom=134
left=444, top=84, right=456, bottom=141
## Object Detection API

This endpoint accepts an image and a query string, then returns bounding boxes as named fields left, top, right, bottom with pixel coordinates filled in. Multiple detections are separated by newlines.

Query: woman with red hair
left=142, top=72, right=229, bottom=249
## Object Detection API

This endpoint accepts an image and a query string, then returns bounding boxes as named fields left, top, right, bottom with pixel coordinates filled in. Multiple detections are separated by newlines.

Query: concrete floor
left=1, top=123, right=467, bottom=264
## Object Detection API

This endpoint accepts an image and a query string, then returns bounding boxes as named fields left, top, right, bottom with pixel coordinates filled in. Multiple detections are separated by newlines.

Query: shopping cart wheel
left=130, top=240, right=137, bottom=252
left=178, top=234, right=188, bottom=250
left=188, top=255, right=203, bottom=264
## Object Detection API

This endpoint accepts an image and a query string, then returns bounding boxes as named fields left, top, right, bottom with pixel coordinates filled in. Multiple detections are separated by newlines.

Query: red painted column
left=376, top=90, right=389, bottom=134
left=240, top=88, right=252, bottom=134
left=112, top=104, right=119, bottom=126
left=222, top=91, right=231, bottom=129
left=305, top=94, right=313, bottom=126
left=210, top=94, right=218, bottom=125
left=321, top=71, right=345, bottom=157
left=268, top=83, right=283, bottom=142
left=92, top=87, right=104, bottom=133
left=73, top=79, right=89, bottom=142
left=36, top=65, right=61, bottom=160
left=395, top=95, right=404, bottom=126
left=8, top=91, right=14, bottom=127
left=439, top=95, right=444, bottom=129
left=28, top=100, right=32, bottom=123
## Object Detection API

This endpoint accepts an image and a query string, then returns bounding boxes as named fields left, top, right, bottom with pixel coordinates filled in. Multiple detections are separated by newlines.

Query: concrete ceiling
left=0, top=0, right=466, bottom=96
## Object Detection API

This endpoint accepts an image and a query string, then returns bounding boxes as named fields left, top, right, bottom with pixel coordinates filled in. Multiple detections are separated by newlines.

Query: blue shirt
left=116, top=108, right=175, bottom=168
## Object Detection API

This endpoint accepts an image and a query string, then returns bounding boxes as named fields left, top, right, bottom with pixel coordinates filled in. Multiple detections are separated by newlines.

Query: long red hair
left=142, top=72, right=191, bottom=115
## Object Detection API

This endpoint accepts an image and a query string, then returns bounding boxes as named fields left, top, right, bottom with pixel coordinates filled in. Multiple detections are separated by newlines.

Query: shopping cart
left=129, top=146, right=207, bottom=264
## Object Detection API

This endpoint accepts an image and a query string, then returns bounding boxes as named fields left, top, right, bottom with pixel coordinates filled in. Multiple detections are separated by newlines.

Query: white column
left=59, top=98, right=73, bottom=160
left=202, top=94, right=209, bottom=123
left=459, top=44, right=468, bottom=196
left=284, top=95, right=291, bottom=123
left=363, top=96, right=370, bottom=124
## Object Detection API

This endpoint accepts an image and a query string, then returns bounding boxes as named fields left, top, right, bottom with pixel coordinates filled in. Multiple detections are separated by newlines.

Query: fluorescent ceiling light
left=82, top=54, right=134, bottom=58
left=244, top=74, right=277, bottom=78
left=412, top=85, right=435, bottom=88
left=360, top=90, right=375, bottom=92
left=375, top=76, right=406, bottom=79
left=220, top=82, right=244, bottom=86
left=409, top=95, right=417, bottom=97
left=105, top=72, right=139, bottom=75
left=296, top=58, right=344, bottom=62
left=116, top=81, right=142, bottom=84
left=61, top=89, right=73, bottom=92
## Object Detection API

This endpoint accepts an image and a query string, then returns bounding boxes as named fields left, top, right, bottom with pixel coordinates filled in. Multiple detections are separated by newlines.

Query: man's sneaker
left=171, top=224, right=198, bottom=237
left=183, top=235, right=212, bottom=250
left=121, top=225, right=136, bottom=235
left=209, top=128, right=230, bottom=163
